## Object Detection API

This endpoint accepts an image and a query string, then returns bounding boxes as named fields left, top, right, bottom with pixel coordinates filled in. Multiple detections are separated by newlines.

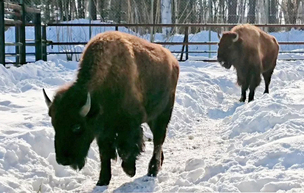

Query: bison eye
left=72, top=125, right=82, bottom=134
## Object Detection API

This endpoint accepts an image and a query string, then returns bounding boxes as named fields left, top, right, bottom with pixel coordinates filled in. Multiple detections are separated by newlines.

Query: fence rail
left=45, top=23, right=304, bottom=28
left=41, top=23, right=304, bottom=61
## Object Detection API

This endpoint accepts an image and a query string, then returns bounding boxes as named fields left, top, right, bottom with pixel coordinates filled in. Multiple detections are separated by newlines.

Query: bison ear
left=43, top=88, right=52, bottom=108
left=79, top=92, right=91, bottom=117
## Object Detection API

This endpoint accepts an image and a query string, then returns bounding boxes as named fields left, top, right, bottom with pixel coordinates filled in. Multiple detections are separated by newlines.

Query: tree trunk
left=89, top=0, right=97, bottom=20
left=63, top=0, right=69, bottom=21
left=268, top=0, right=278, bottom=31
left=99, top=0, right=105, bottom=21
left=161, top=0, right=172, bottom=36
left=218, top=0, right=225, bottom=23
left=127, top=0, right=133, bottom=23
left=174, top=0, right=179, bottom=32
left=228, top=0, right=237, bottom=23
left=44, top=0, right=51, bottom=22
left=78, top=0, right=85, bottom=18
left=247, top=0, right=256, bottom=23
left=57, top=0, right=63, bottom=21
left=189, top=0, right=196, bottom=33
left=298, top=1, right=304, bottom=25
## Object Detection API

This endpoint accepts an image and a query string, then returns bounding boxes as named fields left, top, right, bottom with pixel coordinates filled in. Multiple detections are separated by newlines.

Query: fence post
left=0, top=0, right=5, bottom=65
left=20, top=0, right=26, bottom=64
left=35, top=13, right=41, bottom=61
left=15, top=23, right=20, bottom=65
left=179, top=26, right=188, bottom=61
left=185, top=26, right=189, bottom=60
left=42, top=25, right=47, bottom=61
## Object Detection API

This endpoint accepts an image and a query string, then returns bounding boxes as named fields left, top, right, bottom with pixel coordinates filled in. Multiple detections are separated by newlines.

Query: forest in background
left=5, top=0, right=304, bottom=24
left=4, top=0, right=304, bottom=34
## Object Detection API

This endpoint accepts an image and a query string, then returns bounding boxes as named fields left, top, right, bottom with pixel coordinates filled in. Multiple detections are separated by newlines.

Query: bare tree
left=247, top=0, right=256, bottom=23
left=78, top=0, right=85, bottom=18
left=268, top=0, right=278, bottom=31
left=89, top=0, right=97, bottom=20
left=228, top=0, right=237, bottom=23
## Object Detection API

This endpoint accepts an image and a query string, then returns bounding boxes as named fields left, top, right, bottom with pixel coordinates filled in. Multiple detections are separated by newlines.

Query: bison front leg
left=96, top=138, right=116, bottom=186
left=97, top=155, right=111, bottom=186
left=116, top=119, right=144, bottom=177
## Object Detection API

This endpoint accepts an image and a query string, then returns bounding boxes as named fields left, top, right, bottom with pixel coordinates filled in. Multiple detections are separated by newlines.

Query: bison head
left=43, top=87, right=95, bottom=170
left=217, top=32, right=242, bottom=69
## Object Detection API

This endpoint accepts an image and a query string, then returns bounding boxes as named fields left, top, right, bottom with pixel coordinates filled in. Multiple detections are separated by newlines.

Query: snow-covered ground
left=1, top=22, right=304, bottom=192
left=1, top=54, right=304, bottom=192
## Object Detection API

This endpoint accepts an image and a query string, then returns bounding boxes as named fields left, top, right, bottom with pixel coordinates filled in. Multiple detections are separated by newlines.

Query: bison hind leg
left=262, top=69, right=274, bottom=94
left=147, top=94, right=175, bottom=177
left=239, top=84, right=249, bottom=102
left=247, top=64, right=262, bottom=102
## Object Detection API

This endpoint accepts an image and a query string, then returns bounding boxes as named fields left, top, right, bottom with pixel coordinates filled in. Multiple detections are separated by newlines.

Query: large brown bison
left=217, top=24, right=279, bottom=102
left=43, top=31, right=179, bottom=186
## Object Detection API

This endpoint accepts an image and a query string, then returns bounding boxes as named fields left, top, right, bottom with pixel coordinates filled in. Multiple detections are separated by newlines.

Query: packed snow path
left=1, top=56, right=304, bottom=192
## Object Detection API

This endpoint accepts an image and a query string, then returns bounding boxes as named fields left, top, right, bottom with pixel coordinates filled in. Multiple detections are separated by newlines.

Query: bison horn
left=80, top=92, right=91, bottom=117
left=43, top=88, right=52, bottom=108
left=232, top=33, right=239, bottom=42
left=217, top=32, right=221, bottom=39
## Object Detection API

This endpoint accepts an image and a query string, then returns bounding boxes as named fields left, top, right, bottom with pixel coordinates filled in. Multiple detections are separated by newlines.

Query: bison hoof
left=96, top=179, right=110, bottom=186
left=239, top=97, right=246, bottom=102
left=148, top=159, right=161, bottom=177
left=122, top=160, right=136, bottom=177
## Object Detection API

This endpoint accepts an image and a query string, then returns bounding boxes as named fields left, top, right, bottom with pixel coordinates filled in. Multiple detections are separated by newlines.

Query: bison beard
left=217, top=24, right=279, bottom=102
left=43, top=31, right=179, bottom=186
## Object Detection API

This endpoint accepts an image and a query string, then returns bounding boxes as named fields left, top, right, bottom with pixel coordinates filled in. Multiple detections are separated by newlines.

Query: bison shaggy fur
left=217, top=24, right=279, bottom=102
left=43, top=31, right=180, bottom=186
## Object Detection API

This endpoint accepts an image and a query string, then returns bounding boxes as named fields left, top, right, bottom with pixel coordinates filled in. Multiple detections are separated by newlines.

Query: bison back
left=76, top=31, right=179, bottom=122
left=232, top=24, right=279, bottom=72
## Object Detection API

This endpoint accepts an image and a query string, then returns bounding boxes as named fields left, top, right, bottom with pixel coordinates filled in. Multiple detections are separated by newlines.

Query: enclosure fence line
left=44, top=23, right=304, bottom=62
left=2, top=21, right=304, bottom=65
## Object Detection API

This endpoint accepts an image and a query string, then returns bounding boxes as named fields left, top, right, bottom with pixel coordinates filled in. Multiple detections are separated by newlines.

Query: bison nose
left=56, top=151, right=72, bottom=165
left=56, top=156, right=71, bottom=165
left=217, top=57, right=224, bottom=65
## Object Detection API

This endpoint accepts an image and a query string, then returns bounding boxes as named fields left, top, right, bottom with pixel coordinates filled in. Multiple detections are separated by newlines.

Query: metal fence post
left=20, top=0, right=26, bottom=64
left=42, top=25, right=47, bottom=61
left=185, top=26, right=189, bottom=60
left=15, top=23, right=20, bottom=64
left=35, top=13, right=41, bottom=61
left=0, top=0, right=5, bottom=65
left=179, top=26, right=189, bottom=61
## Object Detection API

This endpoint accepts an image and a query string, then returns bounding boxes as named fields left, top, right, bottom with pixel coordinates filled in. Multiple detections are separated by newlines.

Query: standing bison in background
left=43, top=31, right=180, bottom=186
left=217, top=24, right=279, bottom=102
